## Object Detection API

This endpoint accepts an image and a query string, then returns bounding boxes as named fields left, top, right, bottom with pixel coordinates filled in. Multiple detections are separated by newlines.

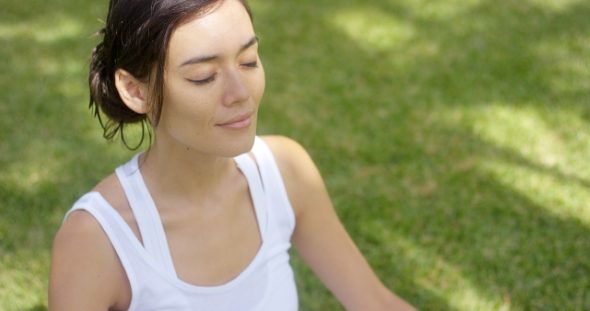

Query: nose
left=221, top=69, right=250, bottom=106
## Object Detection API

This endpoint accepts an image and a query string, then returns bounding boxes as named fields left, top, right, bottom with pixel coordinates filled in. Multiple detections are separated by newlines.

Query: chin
left=216, top=130, right=257, bottom=158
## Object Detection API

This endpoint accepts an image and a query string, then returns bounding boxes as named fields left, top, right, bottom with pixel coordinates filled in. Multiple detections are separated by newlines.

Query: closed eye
left=187, top=74, right=216, bottom=85
left=243, top=61, right=258, bottom=68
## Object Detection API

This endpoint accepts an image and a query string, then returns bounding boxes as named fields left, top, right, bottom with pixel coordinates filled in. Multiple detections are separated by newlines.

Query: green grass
left=1, top=0, right=589, bottom=310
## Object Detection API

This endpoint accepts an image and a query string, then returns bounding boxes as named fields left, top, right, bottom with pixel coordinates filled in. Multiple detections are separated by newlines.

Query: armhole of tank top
left=251, top=137, right=296, bottom=230
left=65, top=195, right=140, bottom=311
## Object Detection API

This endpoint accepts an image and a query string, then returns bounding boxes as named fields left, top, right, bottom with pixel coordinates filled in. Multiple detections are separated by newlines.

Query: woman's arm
left=48, top=210, right=131, bottom=311
left=263, top=136, right=417, bottom=311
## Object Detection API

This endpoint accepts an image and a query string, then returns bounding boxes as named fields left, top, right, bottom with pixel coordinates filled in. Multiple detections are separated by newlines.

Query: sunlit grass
left=0, top=17, right=84, bottom=43
left=2, top=0, right=590, bottom=310
left=527, top=0, right=584, bottom=10
left=397, top=0, right=484, bottom=19
left=363, top=223, right=516, bottom=311
left=265, top=0, right=590, bottom=310
left=332, top=9, right=415, bottom=51
left=468, top=105, right=566, bottom=166
left=0, top=252, right=49, bottom=310
left=482, top=158, right=590, bottom=225
left=0, top=1, right=130, bottom=309
left=441, top=103, right=590, bottom=224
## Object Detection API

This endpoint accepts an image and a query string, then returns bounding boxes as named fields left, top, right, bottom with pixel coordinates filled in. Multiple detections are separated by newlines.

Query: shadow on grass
left=0, top=1, right=137, bottom=307
left=256, top=0, right=590, bottom=310
left=27, top=305, right=47, bottom=311
left=1, top=0, right=589, bottom=310
left=347, top=122, right=590, bottom=310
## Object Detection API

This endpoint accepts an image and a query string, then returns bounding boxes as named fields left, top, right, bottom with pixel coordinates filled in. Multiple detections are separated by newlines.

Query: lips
left=217, top=111, right=253, bottom=130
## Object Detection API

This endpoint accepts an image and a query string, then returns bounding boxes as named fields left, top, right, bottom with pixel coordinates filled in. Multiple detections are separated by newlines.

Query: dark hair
left=89, top=0, right=252, bottom=149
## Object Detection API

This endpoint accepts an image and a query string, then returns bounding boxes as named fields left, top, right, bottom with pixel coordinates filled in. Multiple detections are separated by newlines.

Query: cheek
left=251, top=69, right=266, bottom=104
left=161, top=84, right=216, bottom=127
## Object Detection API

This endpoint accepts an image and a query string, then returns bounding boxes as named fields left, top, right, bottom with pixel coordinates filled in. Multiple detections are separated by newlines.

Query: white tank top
left=65, top=137, right=298, bottom=310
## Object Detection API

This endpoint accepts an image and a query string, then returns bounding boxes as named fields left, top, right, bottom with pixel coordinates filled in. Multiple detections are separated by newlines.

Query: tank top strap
left=250, top=137, right=276, bottom=177
left=234, top=153, right=268, bottom=236
left=115, top=153, right=178, bottom=277
left=65, top=193, right=142, bottom=311
left=249, top=136, right=296, bottom=230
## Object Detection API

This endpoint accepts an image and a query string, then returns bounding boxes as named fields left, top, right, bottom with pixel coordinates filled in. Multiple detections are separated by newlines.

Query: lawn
left=1, top=0, right=589, bottom=310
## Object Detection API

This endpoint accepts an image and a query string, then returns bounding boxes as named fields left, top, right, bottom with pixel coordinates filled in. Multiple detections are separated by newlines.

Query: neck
left=138, top=138, right=237, bottom=205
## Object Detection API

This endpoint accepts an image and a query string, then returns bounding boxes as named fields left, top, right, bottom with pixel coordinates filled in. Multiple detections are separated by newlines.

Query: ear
left=114, top=69, right=150, bottom=114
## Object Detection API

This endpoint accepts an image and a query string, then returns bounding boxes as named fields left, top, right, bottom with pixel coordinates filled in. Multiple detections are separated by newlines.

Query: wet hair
left=89, top=0, right=252, bottom=149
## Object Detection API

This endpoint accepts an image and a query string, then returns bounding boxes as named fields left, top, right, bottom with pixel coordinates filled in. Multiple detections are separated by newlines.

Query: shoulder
left=50, top=208, right=130, bottom=310
left=53, top=172, right=124, bottom=258
left=258, top=135, right=327, bottom=216
left=52, top=208, right=118, bottom=272
left=258, top=135, right=319, bottom=186
left=259, top=135, right=311, bottom=174
left=50, top=169, right=135, bottom=309
left=54, top=209, right=109, bottom=252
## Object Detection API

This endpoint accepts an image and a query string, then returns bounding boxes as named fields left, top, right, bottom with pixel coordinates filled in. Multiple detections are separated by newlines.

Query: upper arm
left=262, top=135, right=416, bottom=311
left=48, top=210, right=130, bottom=311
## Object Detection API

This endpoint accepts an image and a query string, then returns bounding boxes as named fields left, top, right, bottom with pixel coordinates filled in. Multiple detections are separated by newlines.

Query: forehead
left=168, top=0, right=255, bottom=65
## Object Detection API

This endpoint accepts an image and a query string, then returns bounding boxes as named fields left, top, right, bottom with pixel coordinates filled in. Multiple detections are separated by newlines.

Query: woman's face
left=155, top=0, right=264, bottom=157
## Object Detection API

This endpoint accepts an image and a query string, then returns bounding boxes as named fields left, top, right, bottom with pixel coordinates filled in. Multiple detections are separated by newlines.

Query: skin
left=48, top=0, right=417, bottom=310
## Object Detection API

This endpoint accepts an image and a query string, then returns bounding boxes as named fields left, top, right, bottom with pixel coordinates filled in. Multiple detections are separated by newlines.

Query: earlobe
left=114, top=69, right=149, bottom=114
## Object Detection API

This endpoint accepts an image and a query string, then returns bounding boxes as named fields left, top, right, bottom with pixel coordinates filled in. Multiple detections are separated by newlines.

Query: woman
left=48, top=0, right=417, bottom=310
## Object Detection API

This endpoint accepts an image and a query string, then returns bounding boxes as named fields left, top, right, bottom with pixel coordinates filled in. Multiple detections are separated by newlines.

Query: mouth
left=217, top=112, right=253, bottom=130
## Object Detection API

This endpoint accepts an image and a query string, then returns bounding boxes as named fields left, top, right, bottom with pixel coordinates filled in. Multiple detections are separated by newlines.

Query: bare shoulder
left=50, top=208, right=130, bottom=310
left=258, top=135, right=320, bottom=185
left=259, top=135, right=327, bottom=216
left=52, top=172, right=124, bottom=264
left=259, top=135, right=314, bottom=176
left=49, top=174, right=134, bottom=309
left=52, top=209, right=117, bottom=272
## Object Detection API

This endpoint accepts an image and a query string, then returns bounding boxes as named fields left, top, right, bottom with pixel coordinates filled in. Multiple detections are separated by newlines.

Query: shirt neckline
left=91, top=152, right=267, bottom=294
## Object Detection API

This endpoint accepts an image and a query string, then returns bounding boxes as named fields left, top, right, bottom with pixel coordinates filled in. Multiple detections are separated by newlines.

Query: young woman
left=48, top=0, right=417, bottom=310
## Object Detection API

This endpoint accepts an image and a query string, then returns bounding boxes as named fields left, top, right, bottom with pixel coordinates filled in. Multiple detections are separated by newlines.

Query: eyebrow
left=179, top=36, right=259, bottom=67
